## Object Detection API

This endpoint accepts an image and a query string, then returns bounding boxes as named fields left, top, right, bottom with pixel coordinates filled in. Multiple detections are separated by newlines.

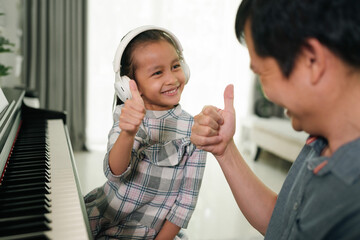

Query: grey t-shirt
left=265, top=136, right=360, bottom=240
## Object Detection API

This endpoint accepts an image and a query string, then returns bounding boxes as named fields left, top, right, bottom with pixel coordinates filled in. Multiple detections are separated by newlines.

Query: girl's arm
left=108, top=80, right=145, bottom=175
left=108, top=131, right=136, bottom=175
left=155, top=220, right=181, bottom=240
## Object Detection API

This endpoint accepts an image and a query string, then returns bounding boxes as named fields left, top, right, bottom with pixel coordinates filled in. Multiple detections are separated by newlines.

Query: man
left=190, top=0, right=360, bottom=239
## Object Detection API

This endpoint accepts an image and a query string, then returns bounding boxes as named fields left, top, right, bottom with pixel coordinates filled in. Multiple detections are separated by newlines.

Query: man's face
left=244, top=21, right=310, bottom=132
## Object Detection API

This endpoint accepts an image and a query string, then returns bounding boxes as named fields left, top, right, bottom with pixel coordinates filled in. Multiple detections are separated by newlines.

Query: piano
left=0, top=88, right=92, bottom=240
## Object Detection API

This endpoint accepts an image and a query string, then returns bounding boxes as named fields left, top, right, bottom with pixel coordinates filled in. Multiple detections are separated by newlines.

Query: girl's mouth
left=162, top=87, right=178, bottom=96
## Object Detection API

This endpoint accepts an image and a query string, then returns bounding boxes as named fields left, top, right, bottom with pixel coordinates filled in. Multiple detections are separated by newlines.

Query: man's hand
left=191, top=84, right=236, bottom=157
left=119, top=80, right=146, bottom=135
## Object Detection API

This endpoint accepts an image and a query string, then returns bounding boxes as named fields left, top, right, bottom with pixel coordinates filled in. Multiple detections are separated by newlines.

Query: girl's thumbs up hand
left=119, top=80, right=146, bottom=135
left=129, top=80, right=144, bottom=105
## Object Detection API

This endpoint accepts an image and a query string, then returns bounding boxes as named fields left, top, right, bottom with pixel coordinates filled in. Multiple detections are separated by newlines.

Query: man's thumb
left=129, top=80, right=143, bottom=103
left=224, top=84, right=234, bottom=112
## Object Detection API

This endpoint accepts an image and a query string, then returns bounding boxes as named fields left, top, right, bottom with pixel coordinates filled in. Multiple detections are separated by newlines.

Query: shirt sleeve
left=166, top=141, right=207, bottom=228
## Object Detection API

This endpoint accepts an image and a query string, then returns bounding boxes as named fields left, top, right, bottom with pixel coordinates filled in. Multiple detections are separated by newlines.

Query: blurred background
left=0, top=0, right=308, bottom=239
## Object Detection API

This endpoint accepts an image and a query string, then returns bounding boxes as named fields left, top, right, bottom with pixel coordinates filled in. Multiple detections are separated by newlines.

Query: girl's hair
left=116, top=30, right=181, bottom=105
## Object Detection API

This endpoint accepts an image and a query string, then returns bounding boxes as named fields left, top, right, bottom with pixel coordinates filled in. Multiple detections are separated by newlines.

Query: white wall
left=86, top=0, right=253, bottom=150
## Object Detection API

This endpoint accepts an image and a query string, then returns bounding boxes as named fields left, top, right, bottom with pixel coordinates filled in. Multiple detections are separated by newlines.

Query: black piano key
left=13, top=137, right=46, bottom=143
left=7, top=156, right=48, bottom=162
left=14, top=137, right=47, bottom=145
left=14, top=140, right=47, bottom=145
left=16, top=126, right=46, bottom=131
left=0, top=184, right=51, bottom=197
left=0, top=215, right=51, bottom=237
left=17, top=131, right=46, bottom=137
left=0, top=202, right=51, bottom=218
left=12, top=141, right=47, bottom=148
left=11, top=147, right=47, bottom=154
left=0, top=197, right=50, bottom=208
left=9, top=152, right=49, bottom=160
left=1, top=175, right=50, bottom=185
left=5, top=162, right=50, bottom=171
left=16, top=134, right=47, bottom=140
left=9, top=234, right=50, bottom=240
left=2, top=170, right=49, bottom=181
left=0, top=181, right=50, bottom=191
left=9, top=154, right=49, bottom=160
left=0, top=193, right=50, bottom=205
left=2, top=168, right=49, bottom=177
left=8, top=157, right=48, bottom=165
left=11, top=147, right=48, bottom=154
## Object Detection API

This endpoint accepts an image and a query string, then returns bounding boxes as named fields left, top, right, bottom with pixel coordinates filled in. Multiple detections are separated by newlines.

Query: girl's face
left=132, top=40, right=186, bottom=111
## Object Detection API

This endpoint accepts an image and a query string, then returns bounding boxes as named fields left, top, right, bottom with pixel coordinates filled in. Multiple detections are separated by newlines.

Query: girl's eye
left=173, top=64, right=181, bottom=70
left=152, top=71, right=162, bottom=76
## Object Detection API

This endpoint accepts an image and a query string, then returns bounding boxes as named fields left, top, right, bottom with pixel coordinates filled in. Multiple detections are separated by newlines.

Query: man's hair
left=235, top=0, right=360, bottom=77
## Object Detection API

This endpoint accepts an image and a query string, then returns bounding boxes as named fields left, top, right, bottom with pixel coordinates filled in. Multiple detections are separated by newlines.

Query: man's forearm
left=217, top=139, right=277, bottom=235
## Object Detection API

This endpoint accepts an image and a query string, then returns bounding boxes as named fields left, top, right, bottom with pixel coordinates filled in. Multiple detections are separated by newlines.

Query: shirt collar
left=145, top=104, right=182, bottom=119
left=306, top=136, right=360, bottom=185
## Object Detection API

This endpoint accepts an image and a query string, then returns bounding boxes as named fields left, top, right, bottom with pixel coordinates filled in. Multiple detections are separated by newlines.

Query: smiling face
left=132, top=40, right=186, bottom=111
left=244, top=20, right=314, bottom=132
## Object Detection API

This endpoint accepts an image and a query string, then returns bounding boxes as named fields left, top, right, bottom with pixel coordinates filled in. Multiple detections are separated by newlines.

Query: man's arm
left=191, top=84, right=277, bottom=235
left=216, top=139, right=277, bottom=235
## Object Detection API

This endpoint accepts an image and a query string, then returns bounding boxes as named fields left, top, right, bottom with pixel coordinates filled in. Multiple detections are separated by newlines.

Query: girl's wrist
left=120, top=129, right=137, bottom=138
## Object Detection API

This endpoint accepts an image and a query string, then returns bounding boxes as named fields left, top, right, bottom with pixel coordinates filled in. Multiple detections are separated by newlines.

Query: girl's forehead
left=132, top=40, right=179, bottom=63
left=133, top=39, right=175, bottom=53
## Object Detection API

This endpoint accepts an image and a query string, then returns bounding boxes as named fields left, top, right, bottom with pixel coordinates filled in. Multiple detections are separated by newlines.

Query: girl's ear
left=302, top=38, right=326, bottom=85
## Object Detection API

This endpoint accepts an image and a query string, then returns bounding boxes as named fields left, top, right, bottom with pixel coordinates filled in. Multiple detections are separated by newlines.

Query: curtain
left=22, top=0, right=87, bottom=151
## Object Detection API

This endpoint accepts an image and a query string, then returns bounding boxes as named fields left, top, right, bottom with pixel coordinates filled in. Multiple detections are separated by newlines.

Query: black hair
left=235, top=0, right=360, bottom=77
left=116, top=30, right=179, bottom=105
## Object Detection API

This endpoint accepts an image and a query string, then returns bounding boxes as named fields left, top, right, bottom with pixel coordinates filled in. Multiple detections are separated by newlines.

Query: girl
left=84, top=26, right=207, bottom=240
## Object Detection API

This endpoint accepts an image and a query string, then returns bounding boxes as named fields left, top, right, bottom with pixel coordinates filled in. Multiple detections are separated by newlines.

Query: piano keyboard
left=0, top=119, right=91, bottom=240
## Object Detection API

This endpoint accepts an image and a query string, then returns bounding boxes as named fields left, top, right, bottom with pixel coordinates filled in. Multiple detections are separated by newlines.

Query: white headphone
left=113, top=25, right=190, bottom=103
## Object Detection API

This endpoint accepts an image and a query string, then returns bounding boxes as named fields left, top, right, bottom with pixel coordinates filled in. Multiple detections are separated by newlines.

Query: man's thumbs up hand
left=191, top=84, right=236, bottom=157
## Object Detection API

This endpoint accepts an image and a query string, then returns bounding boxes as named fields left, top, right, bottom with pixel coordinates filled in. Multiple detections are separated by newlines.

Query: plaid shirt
left=85, top=104, right=207, bottom=239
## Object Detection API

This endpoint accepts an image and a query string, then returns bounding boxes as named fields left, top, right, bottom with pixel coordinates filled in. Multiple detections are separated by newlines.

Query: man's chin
left=285, top=109, right=303, bottom=132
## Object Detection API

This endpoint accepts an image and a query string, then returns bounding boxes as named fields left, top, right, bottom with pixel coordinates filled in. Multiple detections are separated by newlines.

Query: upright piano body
left=0, top=88, right=91, bottom=239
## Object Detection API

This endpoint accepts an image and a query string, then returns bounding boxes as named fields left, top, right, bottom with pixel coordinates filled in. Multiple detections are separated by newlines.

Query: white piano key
left=45, top=119, right=91, bottom=240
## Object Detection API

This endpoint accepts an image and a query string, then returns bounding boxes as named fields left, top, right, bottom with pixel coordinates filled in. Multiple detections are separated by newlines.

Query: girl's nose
left=165, top=71, right=179, bottom=84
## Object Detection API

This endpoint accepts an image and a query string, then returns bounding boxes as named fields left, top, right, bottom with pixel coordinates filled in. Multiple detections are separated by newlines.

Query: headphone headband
left=113, top=25, right=185, bottom=74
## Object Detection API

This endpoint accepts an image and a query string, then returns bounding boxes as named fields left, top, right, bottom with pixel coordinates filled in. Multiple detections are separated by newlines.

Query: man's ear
left=301, top=38, right=326, bottom=85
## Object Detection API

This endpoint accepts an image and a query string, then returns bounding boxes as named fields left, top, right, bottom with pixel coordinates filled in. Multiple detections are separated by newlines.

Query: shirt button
left=293, top=202, right=299, bottom=210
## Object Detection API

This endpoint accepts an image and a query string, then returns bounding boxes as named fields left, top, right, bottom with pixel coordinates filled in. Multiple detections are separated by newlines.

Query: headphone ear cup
left=181, top=60, right=190, bottom=84
left=114, top=74, right=133, bottom=103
